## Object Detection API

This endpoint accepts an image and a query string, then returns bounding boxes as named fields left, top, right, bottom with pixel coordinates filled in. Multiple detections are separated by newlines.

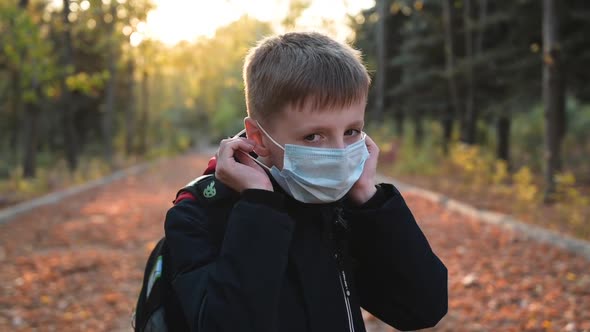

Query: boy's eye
left=345, top=129, right=361, bottom=136
left=303, top=134, right=321, bottom=142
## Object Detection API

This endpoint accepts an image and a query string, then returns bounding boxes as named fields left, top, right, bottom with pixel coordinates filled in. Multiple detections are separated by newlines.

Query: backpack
left=132, top=209, right=194, bottom=331
left=132, top=169, right=208, bottom=332
left=132, top=161, right=236, bottom=332
left=133, top=237, right=171, bottom=331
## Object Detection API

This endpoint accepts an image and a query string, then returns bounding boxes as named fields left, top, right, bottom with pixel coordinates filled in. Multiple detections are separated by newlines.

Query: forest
left=353, top=0, right=590, bottom=238
left=1, top=0, right=589, bottom=236
left=1, top=0, right=274, bottom=204
left=1, top=1, right=590, bottom=331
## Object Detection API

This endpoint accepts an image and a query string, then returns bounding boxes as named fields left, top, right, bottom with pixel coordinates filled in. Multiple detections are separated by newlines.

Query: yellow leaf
left=414, top=1, right=424, bottom=11
left=63, top=312, right=74, bottom=321
left=79, top=310, right=90, bottom=319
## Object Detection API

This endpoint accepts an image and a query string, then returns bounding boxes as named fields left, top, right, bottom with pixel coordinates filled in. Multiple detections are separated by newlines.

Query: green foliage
left=555, top=172, right=589, bottom=236
left=0, top=1, right=60, bottom=102
left=354, top=0, right=590, bottom=233
left=65, top=70, right=109, bottom=96
left=211, top=98, right=243, bottom=141
left=509, top=99, right=590, bottom=175
left=512, top=166, right=539, bottom=205
left=352, top=0, right=589, bottom=137
left=0, top=154, right=113, bottom=200
left=152, top=16, right=272, bottom=142
left=378, top=117, right=590, bottom=237
left=371, top=120, right=443, bottom=177
left=0, top=0, right=281, bottom=205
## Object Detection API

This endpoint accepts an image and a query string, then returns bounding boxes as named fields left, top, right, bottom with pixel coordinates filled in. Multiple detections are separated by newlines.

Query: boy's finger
left=242, top=138, right=256, bottom=146
left=235, top=150, right=261, bottom=170
left=219, top=139, right=254, bottom=160
left=364, top=135, right=379, bottom=153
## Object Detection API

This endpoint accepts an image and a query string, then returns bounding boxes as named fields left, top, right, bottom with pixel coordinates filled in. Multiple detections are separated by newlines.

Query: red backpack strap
left=172, top=157, right=217, bottom=205
left=173, top=191, right=196, bottom=205
left=203, top=156, right=217, bottom=175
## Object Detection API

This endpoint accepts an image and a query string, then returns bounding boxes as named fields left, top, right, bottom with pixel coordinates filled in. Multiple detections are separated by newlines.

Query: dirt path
left=0, top=153, right=588, bottom=331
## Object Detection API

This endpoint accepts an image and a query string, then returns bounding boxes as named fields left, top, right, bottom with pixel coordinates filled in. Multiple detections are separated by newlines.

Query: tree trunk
left=103, top=4, right=117, bottom=166
left=542, top=0, right=565, bottom=202
left=137, top=69, right=149, bottom=154
left=125, top=58, right=136, bottom=155
left=22, top=102, right=39, bottom=178
left=463, top=0, right=476, bottom=144
left=441, top=105, right=454, bottom=155
left=442, top=0, right=462, bottom=140
left=22, top=73, right=41, bottom=179
left=476, top=0, right=488, bottom=53
left=18, top=0, right=40, bottom=178
left=61, top=0, right=78, bottom=171
left=556, top=70, right=566, bottom=171
left=10, top=70, right=21, bottom=161
left=9, top=0, right=30, bottom=161
left=373, top=0, right=387, bottom=122
left=496, top=115, right=511, bottom=166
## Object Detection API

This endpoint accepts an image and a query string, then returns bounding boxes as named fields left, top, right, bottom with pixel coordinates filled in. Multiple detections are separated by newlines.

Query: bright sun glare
left=142, top=0, right=375, bottom=45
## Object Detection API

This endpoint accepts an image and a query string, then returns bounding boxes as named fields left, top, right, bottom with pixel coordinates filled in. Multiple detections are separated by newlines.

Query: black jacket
left=164, top=174, right=448, bottom=332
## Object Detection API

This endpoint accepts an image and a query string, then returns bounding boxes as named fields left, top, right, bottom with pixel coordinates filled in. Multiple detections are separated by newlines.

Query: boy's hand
left=215, top=137, right=273, bottom=192
left=348, top=134, right=379, bottom=205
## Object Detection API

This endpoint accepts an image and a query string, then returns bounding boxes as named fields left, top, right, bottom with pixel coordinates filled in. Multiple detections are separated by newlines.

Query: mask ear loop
left=255, top=121, right=285, bottom=151
left=232, top=129, right=246, bottom=139
left=232, top=128, right=272, bottom=171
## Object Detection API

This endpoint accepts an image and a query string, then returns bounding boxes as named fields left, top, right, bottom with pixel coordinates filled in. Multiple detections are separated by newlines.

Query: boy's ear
left=244, top=117, right=271, bottom=157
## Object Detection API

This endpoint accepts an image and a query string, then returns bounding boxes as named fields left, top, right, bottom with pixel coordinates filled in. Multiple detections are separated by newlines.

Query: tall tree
left=18, top=0, right=40, bottom=178
left=61, top=0, right=78, bottom=171
left=462, top=0, right=488, bottom=145
left=463, top=0, right=475, bottom=144
left=7, top=7, right=23, bottom=161
left=102, top=3, right=117, bottom=166
left=373, top=0, right=387, bottom=122
left=441, top=0, right=461, bottom=146
left=496, top=115, right=510, bottom=164
left=542, top=0, right=565, bottom=201
left=137, top=66, right=149, bottom=154
left=124, top=57, right=136, bottom=155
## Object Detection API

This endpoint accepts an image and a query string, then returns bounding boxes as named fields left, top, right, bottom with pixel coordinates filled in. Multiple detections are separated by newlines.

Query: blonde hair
left=243, top=32, right=371, bottom=122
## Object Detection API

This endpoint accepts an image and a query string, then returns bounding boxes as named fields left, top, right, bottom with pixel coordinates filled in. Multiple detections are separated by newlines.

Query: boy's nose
left=331, top=138, right=346, bottom=149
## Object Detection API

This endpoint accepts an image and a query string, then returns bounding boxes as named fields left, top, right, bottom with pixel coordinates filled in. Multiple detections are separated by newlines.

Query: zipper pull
left=341, top=270, right=351, bottom=297
left=333, top=206, right=348, bottom=230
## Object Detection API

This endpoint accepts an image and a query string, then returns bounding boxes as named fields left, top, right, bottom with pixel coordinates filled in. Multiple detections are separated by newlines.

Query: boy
left=164, top=32, right=447, bottom=332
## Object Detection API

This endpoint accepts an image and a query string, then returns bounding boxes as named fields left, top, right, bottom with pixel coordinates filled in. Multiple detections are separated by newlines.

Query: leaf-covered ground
left=1, top=154, right=588, bottom=331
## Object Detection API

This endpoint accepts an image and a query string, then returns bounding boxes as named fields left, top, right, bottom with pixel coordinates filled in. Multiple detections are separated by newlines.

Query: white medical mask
left=242, top=122, right=370, bottom=204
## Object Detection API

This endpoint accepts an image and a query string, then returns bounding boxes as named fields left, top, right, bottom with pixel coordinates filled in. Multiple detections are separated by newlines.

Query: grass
left=0, top=145, right=188, bottom=209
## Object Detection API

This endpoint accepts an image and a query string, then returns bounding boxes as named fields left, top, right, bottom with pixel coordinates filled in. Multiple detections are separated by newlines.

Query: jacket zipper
left=332, top=206, right=355, bottom=332
left=338, top=268, right=355, bottom=332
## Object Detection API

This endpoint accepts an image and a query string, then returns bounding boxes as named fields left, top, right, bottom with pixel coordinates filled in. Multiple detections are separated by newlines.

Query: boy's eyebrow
left=298, top=120, right=365, bottom=133
left=350, top=120, right=365, bottom=128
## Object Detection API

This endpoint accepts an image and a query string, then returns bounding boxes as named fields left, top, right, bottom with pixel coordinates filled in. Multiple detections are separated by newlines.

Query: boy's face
left=245, top=98, right=366, bottom=170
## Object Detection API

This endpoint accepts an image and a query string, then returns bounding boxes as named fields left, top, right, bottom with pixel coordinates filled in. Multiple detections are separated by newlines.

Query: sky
left=142, top=0, right=375, bottom=45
